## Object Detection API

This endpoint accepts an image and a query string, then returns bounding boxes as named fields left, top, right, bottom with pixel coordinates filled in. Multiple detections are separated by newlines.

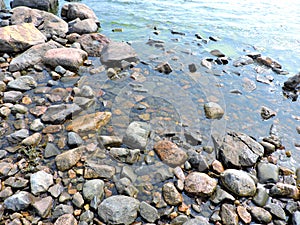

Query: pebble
left=184, top=172, right=217, bottom=196
left=30, top=170, right=54, bottom=195
left=82, top=179, right=104, bottom=201
left=4, top=191, right=33, bottom=211
left=55, top=146, right=84, bottom=171
left=237, top=205, right=251, bottom=224
left=250, top=206, right=272, bottom=223
left=220, top=203, right=238, bottom=225
left=32, top=196, right=53, bottom=218
left=264, top=203, right=286, bottom=220
left=139, top=201, right=159, bottom=223
left=252, top=187, right=269, bottom=206
left=54, top=214, right=78, bottom=225
left=204, top=102, right=224, bottom=119
left=257, top=162, right=279, bottom=183
left=162, top=182, right=183, bottom=206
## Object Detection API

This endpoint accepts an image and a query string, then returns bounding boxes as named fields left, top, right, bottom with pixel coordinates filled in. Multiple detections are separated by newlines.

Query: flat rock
left=3, top=91, right=23, bottom=103
left=250, top=206, right=272, bottom=223
left=30, top=170, right=54, bottom=195
left=252, top=187, right=269, bottom=206
left=69, top=18, right=98, bottom=34
left=54, top=214, right=78, bottom=225
left=204, top=102, right=224, bottom=119
left=4, top=191, right=33, bottom=211
left=122, top=121, right=150, bottom=150
left=270, top=183, right=299, bottom=199
left=78, top=33, right=110, bottom=57
left=257, top=162, right=279, bottom=183
left=98, top=195, right=140, bottom=225
left=221, top=203, right=238, bottom=225
left=44, top=48, right=88, bottom=71
left=7, top=76, right=37, bottom=91
left=32, top=196, right=53, bottom=218
left=162, top=182, right=183, bottom=206
left=184, top=172, right=217, bottom=196
left=62, top=3, right=98, bottom=21
left=264, top=203, right=286, bottom=220
left=21, top=133, right=42, bottom=146
left=220, top=169, right=256, bottom=197
left=0, top=23, right=46, bottom=53
left=10, top=0, right=58, bottom=11
left=139, top=201, right=159, bottom=223
left=237, top=205, right=251, bottom=224
left=55, top=146, right=84, bottom=171
left=84, top=162, right=116, bottom=179
left=154, top=140, right=188, bottom=167
left=82, top=179, right=104, bottom=201
left=100, top=41, right=138, bottom=68
left=7, top=128, right=29, bottom=144
left=182, top=217, right=209, bottom=225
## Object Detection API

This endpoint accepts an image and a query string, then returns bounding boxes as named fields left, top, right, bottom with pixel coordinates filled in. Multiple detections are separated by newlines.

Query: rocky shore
left=0, top=1, right=300, bottom=225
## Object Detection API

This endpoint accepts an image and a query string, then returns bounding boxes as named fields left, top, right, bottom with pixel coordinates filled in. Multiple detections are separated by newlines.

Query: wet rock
left=66, top=112, right=111, bottom=133
left=67, top=132, right=83, bottom=147
left=283, top=72, right=300, bottom=91
left=270, top=183, right=299, bottom=199
left=182, top=217, right=209, bottom=225
left=123, top=121, right=150, bottom=150
left=257, top=56, right=281, bottom=69
left=257, top=162, right=279, bottom=183
left=218, top=131, right=264, bottom=167
left=10, top=0, right=58, bottom=11
left=7, top=76, right=37, bottom=91
left=250, top=206, right=272, bottom=223
left=44, top=48, right=88, bottom=71
left=4, top=191, right=33, bottom=211
left=155, top=62, right=173, bottom=74
left=84, top=162, right=116, bottom=179
left=260, top=141, right=276, bottom=155
left=115, top=177, right=138, bottom=197
left=162, top=182, right=183, bottom=206
left=55, top=146, right=84, bottom=171
left=210, top=49, right=225, bottom=57
left=233, top=55, right=254, bottom=67
left=210, top=186, right=235, bottom=204
left=220, top=203, right=238, bottom=225
left=201, top=59, right=212, bottom=69
left=0, top=23, right=46, bottom=53
left=41, top=103, right=81, bottom=124
left=98, top=195, right=140, bottom=225
left=62, top=2, right=98, bottom=21
left=139, top=201, right=159, bottom=223
left=99, top=135, right=122, bottom=147
left=204, top=102, right=224, bottom=119
left=82, top=179, right=104, bottom=201
left=30, top=170, right=53, bottom=195
left=220, top=169, right=256, bottom=197
left=252, top=187, right=269, bottom=206
left=100, top=41, right=138, bottom=68
left=21, top=133, right=42, bottom=146
left=69, top=18, right=98, bottom=34
left=3, top=91, right=23, bottom=103
left=7, top=129, right=29, bottom=144
left=293, top=211, right=300, bottom=225
left=32, top=196, right=53, bottom=218
left=242, top=77, right=256, bottom=92
left=184, top=172, right=217, bottom=196
left=9, top=40, right=62, bottom=72
left=237, top=205, right=251, bottom=224
left=261, top=106, right=276, bottom=120
left=188, top=63, right=197, bottom=72
left=264, top=203, right=286, bottom=220
left=77, top=33, right=110, bottom=57
left=72, top=192, right=84, bottom=208
left=54, top=214, right=77, bottom=225
left=0, top=106, right=10, bottom=117
left=44, top=142, right=61, bottom=158
left=154, top=140, right=188, bottom=167
left=109, top=148, right=140, bottom=164
left=53, top=204, right=74, bottom=219
left=187, top=151, right=209, bottom=172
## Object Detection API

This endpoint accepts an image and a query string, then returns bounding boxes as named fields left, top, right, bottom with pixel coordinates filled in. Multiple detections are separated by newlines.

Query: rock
left=99, top=135, right=122, bottom=147
left=270, top=183, right=299, bottom=199
left=80, top=210, right=94, bottom=223
left=54, top=214, right=77, bottom=225
left=10, top=0, right=58, bottom=11
left=260, top=141, right=276, bottom=155
left=115, top=177, right=139, bottom=198
left=44, top=48, right=88, bottom=71
left=78, top=33, right=110, bottom=57
left=82, top=179, right=104, bottom=201
left=32, top=196, right=53, bottom=218
left=154, top=140, right=188, bottom=167
left=11, top=6, right=68, bottom=38
left=182, top=217, right=209, bottom=225
left=188, top=63, right=197, bottom=72
left=0, top=23, right=46, bottom=53
left=48, top=183, right=64, bottom=198
left=4, top=191, right=33, bottom=211
left=66, top=112, right=111, bottom=133
left=201, top=59, right=212, bottom=69
left=293, top=211, right=300, bottom=225
left=69, top=18, right=98, bottom=34
left=44, top=142, right=61, bottom=158
left=55, top=146, right=84, bottom=171
left=283, top=72, right=300, bottom=91
left=7, top=76, right=37, bottom=91
left=98, top=195, right=140, bottom=225
left=252, top=187, right=269, bottom=206
left=123, top=121, right=150, bottom=150
left=100, top=41, right=138, bottom=68
left=210, top=49, right=225, bottom=57
left=250, top=206, right=272, bottom=223
left=0, top=0, right=5, bottom=9
left=0, top=187, right=13, bottom=199
left=242, top=77, right=256, bottom=92
left=67, top=132, right=83, bottom=147
left=3, top=91, right=23, bottom=103
left=109, top=147, right=140, bottom=164
left=218, top=131, right=264, bottom=167
left=187, top=151, right=209, bottom=172
left=0, top=162, right=17, bottom=177
left=184, top=172, right=217, bottom=196
left=53, top=204, right=74, bottom=219
left=237, top=205, right=251, bottom=224
left=9, top=40, right=62, bottom=72
left=7, top=129, right=29, bottom=144
left=21, top=133, right=42, bottom=146
left=257, top=162, right=279, bottom=183
left=62, top=3, right=98, bottom=21
left=264, top=203, right=286, bottom=220
left=139, top=201, right=159, bottom=223
left=162, top=182, right=183, bottom=206
left=155, top=62, right=173, bottom=74
left=257, top=56, right=281, bottom=69
left=220, top=169, right=256, bottom=197
left=233, top=56, right=254, bottom=67
left=204, top=102, right=224, bottom=119
left=30, top=119, right=44, bottom=132
left=41, top=103, right=81, bottom=124
left=84, top=163, right=116, bottom=179
left=220, top=203, right=238, bottom=225
left=210, top=186, right=235, bottom=204
left=72, top=192, right=84, bottom=208
left=30, top=170, right=54, bottom=195
left=73, top=96, right=94, bottom=109
left=261, top=106, right=276, bottom=120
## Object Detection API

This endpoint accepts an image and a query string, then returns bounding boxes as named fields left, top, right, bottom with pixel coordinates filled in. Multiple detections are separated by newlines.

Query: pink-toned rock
left=54, top=214, right=77, bottom=225
left=184, top=172, right=217, bottom=196
left=43, top=48, right=88, bottom=71
left=78, top=33, right=110, bottom=57
left=69, top=18, right=98, bottom=35
left=237, top=205, right=251, bottom=224
left=61, top=3, right=98, bottom=21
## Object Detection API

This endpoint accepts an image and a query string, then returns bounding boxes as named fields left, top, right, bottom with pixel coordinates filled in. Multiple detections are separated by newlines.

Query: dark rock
left=115, top=177, right=138, bottom=198
left=52, top=204, right=74, bottom=219
left=261, top=106, right=276, bottom=120
left=257, top=56, right=281, bottom=69
left=187, top=151, right=209, bottom=172
left=10, top=0, right=58, bottom=11
left=260, top=141, right=276, bottom=155
left=210, top=186, right=235, bottom=204
left=188, top=63, right=197, bottom=72
left=78, top=33, right=110, bottom=57
left=155, top=62, right=173, bottom=74
left=220, top=203, right=238, bottom=225
left=250, top=206, right=272, bottom=223
left=4, top=191, right=33, bottom=211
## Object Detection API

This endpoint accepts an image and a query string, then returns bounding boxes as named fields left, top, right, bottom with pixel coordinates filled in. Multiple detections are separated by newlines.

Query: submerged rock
left=204, top=102, right=224, bottom=119
left=162, top=182, right=183, bottom=206
left=7, top=76, right=37, bottom=91
left=122, top=121, right=150, bottom=150
left=55, top=146, right=84, bottom=171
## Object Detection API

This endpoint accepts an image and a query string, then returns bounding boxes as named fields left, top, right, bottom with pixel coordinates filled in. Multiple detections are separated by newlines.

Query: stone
left=53, top=205, right=74, bottom=219
left=72, top=192, right=84, bottom=208
left=66, top=112, right=111, bottom=133
left=250, top=206, right=272, bottom=223
left=98, top=195, right=140, bottom=225
left=48, top=183, right=64, bottom=198
left=210, top=186, right=235, bottom=204
left=0, top=106, right=10, bottom=117
left=9, top=41, right=62, bottom=72
left=233, top=55, right=254, bottom=67
left=182, top=217, right=209, bottom=225
left=67, top=132, right=83, bottom=147
left=264, top=203, right=286, bottom=220
left=7, top=129, right=29, bottom=144
left=218, top=131, right=264, bottom=167
left=100, top=41, right=138, bottom=68
left=30, top=119, right=44, bottom=132
left=44, top=142, right=61, bottom=158
left=4, top=191, right=33, bottom=211
left=32, top=196, right=53, bottom=218
left=210, top=49, right=225, bottom=57
left=293, top=211, right=300, bottom=225
left=270, top=183, right=299, bottom=199
left=78, top=33, right=110, bottom=57
left=184, top=172, right=217, bottom=196
left=41, top=103, right=81, bottom=124
left=257, top=162, right=279, bottom=183
left=11, top=7, right=68, bottom=38
left=283, top=72, right=300, bottom=91
left=0, top=23, right=46, bottom=53
left=109, top=148, right=140, bottom=164
left=242, top=77, right=256, bottom=92
left=204, top=102, right=224, bottom=119
left=155, top=62, right=173, bottom=74
left=82, top=179, right=104, bottom=201
left=3, top=91, right=23, bottom=103
left=123, top=121, right=150, bottom=150
left=237, top=205, right=251, bottom=224
left=220, top=203, right=238, bottom=225
left=10, top=0, right=58, bottom=11
left=99, top=135, right=122, bottom=147
left=252, top=187, right=269, bottom=206
left=0, top=187, right=13, bottom=199
left=7, top=76, right=37, bottom=91
left=154, top=140, right=188, bottom=167
left=62, top=3, right=98, bottom=21
left=187, top=150, right=209, bottom=172
left=21, top=133, right=42, bottom=146
left=220, top=169, right=256, bottom=197
left=84, top=163, right=116, bottom=179
left=201, top=59, right=212, bottom=69
left=55, top=147, right=84, bottom=171
left=0, top=150, right=7, bottom=159
left=44, top=48, right=88, bottom=71
left=139, top=201, right=159, bottom=223
left=80, top=210, right=94, bottom=223
left=260, top=141, right=276, bottom=155
left=54, top=214, right=77, bottom=225
left=73, top=96, right=94, bottom=109
left=30, top=170, right=53, bottom=195
left=115, top=177, right=139, bottom=198
left=69, top=18, right=98, bottom=34
left=261, top=106, right=276, bottom=120
left=257, top=56, right=281, bottom=69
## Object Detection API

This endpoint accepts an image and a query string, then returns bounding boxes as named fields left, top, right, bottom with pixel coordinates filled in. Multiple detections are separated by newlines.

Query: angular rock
left=154, top=140, right=188, bottom=167
left=115, top=177, right=139, bottom=198
left=4, top=191, right=33, bottom=211
left=210, top=186, right=235, bottom=204
left=44, top=142, right=61, bottom=158
left=187, top=150, right=209, bottom=172
left=55, top=146, right=84, bottom=171
left=257, top=162, right=279, bottom=183
left=84, top=163, right=115, bottom=179
left=53, top=204, right=74, bottom=219
left=221, top=203, right=238, bottom=225
left=4, top=176, right=28, bottom=189
left=48, top=183, right=64, bottom=198
left=98, top=195, right=140, bottom=225
left=21, top=133, right=42, bottom=146
left=62, top=3, right=98, bottom=21
left=67, top=132, right=83, bottom=147
left=3, top=91, right=23, bottom=103
left=69, top=18, right=98, bottom=34
left=220, top=169, right=256, bottom=197
left=99, top=135, right=122, bottom=147
left=182, top=217, right=209, bottom=225
left=270, top=183, right=299, bottom=199
left=0, top=0, right=5, bottom=9
left=204, top=102, right=224, bottom=119
left=155, top=62, right=173, bottom=74
left=233, top=56, right=254, bottom=67
left=264, top=203, right=286, bottom=220
left=122, top=121, right=150, bottom=150
left=257, top=56, right=281, bottom=69
left=82, top=179, right=104, bottom=201
left=54, top=214, right=77, bottom=225
left=30, top=170, right=54, bottom=195
left=283, top=72, right=300, bottom=91
left=237, top=205, right=251, bottom=224
left=139, top=201, right=159, bottom=223
left=184, top=172, right=217, bottom=196
left=250, top=206, right=272, bottom=223
left=109, top=148, right=140, bottom=164
left=100, top=41, right=138, bottom=68
left=72, top=192, right=84, bottom=208
left=78, top=33, right=110, bottom=57
left=162, top=182, right=183, bottom=206
left=10, top=0, right=58, bottom=11
left=7, top=76, right=37, bottom=91
left=44, top=48, right=88, bottom=71
left=7, top=129, right=29, bottom=144
left=0, top=23, right=46, bottom=53
left=32, top=196, right=53, bottom=218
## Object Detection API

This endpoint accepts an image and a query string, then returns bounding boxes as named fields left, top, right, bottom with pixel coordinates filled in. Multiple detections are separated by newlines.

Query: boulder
left=61, top=3, right=98, bottom=21
left=10, top=0, right=58, bottom=11
left=9, top=40, right=62, bottom=72
left=0, top=23, right=46, bottom=53
left=69, top=18, right=98, bottom=34
left=78, top=33, right=110, bottom=57
left=11, top=6, right=68, bottom=38
left=44, top=48, right=88, bottom=71
left=100, top=41, right=139, bottom=68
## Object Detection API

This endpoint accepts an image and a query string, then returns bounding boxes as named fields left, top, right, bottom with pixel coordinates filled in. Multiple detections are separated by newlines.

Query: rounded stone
left=184, top=172, right=217, bottom=196
left=162, top=182, right=183, bottom=206
left=82, top=179, right=104, bottom=201
left=204, top=102, right=224, bottom=119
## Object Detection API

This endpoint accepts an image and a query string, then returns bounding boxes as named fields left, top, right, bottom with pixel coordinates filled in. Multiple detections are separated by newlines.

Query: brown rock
left=78, top=33, right=110, bottom=57
left=32, top=196, right=53, bottom=218
left=42, top=125, right=63, bottom=134
left=211, top=160, right=224, bottom=174
left=270, top=183, right=299, bottom=199
left=83, top=163, right=116, bottom=179
left=21, top=133, right=42, bottom=146
left=30, top=106, right=48, bottom=117
left=162, top=182, right=183, bottom=206
left=55, top=147, right=84, bottom=171
left=54, top=214, right=77, bottom=225
left=221, top=204, right=238, bottom=225
left=153, top=140, right=188, bottom=167
left=237, top=205, right=251, bottom=224
left=184, top=172, right=217, bottom=196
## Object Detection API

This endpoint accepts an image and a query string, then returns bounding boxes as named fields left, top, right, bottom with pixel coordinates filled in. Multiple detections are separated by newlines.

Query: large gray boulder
left=10, top=0, right=58, bottom=12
